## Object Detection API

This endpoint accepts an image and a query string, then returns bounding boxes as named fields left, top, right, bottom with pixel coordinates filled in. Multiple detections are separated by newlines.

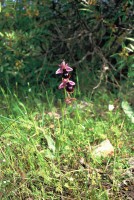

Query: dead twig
left=72, top=51, right=94, bottom=67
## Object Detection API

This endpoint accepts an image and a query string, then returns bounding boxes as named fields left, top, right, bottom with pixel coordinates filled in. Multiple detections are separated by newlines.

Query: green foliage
left=0, top=0, right=133, bottom=93
left=122, top=101, right=134, bottom=123
left=0, top=2, right=133, bottom=199
left=0, top=89, right=134, bottom=199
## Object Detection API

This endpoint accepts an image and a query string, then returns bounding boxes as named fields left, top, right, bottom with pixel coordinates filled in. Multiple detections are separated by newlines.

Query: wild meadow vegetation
left=0, top=87, right=134, bottom=200
left=0, top=0, right=134, bottom=199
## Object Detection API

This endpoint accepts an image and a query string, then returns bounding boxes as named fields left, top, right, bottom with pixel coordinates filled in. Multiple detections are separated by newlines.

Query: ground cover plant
left=0, top=87, right=134, bottom=200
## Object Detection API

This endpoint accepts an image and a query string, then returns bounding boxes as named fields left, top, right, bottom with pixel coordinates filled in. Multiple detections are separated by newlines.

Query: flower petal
left=59, top=60, right=66, bottom=69
left=68, top=80, right=75, bottom=85
left=62, top=79, right=68, bottom=84
left=56, top=68, right=63, bottom=74
left=66, top=66, right=73, bottom=72
left=58, top=82, right=66, bottom=89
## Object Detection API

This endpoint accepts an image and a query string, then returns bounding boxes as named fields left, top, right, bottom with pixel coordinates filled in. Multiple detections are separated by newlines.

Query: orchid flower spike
left=56, top=60, right=73, bottom=74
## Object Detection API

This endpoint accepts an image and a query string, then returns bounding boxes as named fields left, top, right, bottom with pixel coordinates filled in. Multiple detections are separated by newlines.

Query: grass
left=0, top=87, right=134, bottom=200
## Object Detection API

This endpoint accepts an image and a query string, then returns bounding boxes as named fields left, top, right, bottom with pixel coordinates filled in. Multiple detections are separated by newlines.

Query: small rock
left=128, top=157, right=134, bottom=168
left=108, top=104, right=114, bottom=111
left=92, top=139, right=114, bottom=158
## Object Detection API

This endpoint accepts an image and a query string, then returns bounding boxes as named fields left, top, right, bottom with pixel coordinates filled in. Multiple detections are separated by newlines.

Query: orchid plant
left=56, top=60, right=76, bottom=104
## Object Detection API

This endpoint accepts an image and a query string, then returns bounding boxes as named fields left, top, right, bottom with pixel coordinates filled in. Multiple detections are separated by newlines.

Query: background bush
left=0, top=0, right=133, bottom=94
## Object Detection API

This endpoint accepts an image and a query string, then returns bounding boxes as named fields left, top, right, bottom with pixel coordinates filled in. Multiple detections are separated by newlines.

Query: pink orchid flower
left=56, top=60, right=73, bottom=74
left=58, top=79, right=75, bottom=89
